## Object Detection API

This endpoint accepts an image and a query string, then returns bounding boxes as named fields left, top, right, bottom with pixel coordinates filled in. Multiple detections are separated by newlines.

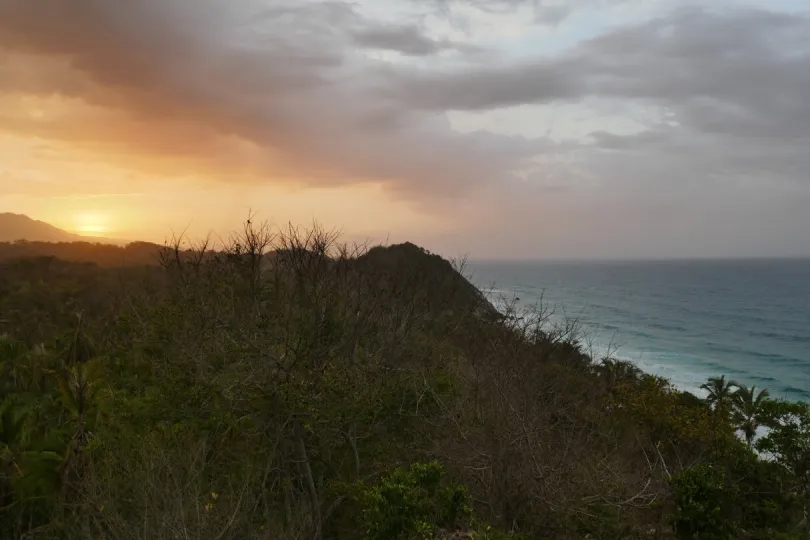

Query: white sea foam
left=475, top=282, right=712, bottom=397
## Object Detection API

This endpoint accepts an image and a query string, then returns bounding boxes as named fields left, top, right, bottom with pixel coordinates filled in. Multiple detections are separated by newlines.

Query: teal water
left=468, top=259, right=810, bottom=400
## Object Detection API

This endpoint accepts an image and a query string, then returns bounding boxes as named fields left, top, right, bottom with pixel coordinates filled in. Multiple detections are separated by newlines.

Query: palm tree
left=731, top=384, right=771, bottom=445
left=597, top=359, right=642, bottom=387
left=700, top=375, right=738, bottom=410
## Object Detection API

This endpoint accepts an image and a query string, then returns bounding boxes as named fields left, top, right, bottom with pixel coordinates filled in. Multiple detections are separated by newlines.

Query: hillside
left=0, top=213, right=166, bottom=266
left=0, top=213, right=110, bottom=243
left=0, top=239, right=163, bottom=267
left=0, top=213, right=79, bottom=243
left=1, top=220, right=810, bottom=540
left=355, top=242, right=500, bottom=319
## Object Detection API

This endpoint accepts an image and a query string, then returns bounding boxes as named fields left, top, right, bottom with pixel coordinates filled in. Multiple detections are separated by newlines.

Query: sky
left=1, top=0, right=809, bottom=259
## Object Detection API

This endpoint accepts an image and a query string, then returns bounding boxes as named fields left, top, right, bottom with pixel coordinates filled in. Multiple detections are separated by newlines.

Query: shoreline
left=477, top=287, right=807, bottom=403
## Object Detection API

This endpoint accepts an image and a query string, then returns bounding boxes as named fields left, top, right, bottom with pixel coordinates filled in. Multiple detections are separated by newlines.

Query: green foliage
left=611, top=370, right=717, bottom=448
left=358, top=461, right=471, bottom=540
left=596, top=358, right=643, bottom=389
left=1, top=397, right=67, bottom=538
left=0, top=240, right=161, bottom=268
left=669, top=464, right=736, bottom=540
left=0, top=400, right=27, bottom=447
left=2, top=230, right=810, bottom=540
left=732, top=384, right=771, bottom=446
left=757, top=399, right=810, bottom=493
left=701, top=376, right=738, bottom=409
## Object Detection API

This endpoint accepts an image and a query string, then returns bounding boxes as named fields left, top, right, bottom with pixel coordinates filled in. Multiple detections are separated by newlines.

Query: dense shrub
left=669, top=464, right=736, bottom=540
left=1, top=224, right=810, bottom=539
left=355, top=461, right=471, bottom=540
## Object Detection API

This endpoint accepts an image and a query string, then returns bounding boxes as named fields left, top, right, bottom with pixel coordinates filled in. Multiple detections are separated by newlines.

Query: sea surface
left=467, top=259, right=810, bottom=401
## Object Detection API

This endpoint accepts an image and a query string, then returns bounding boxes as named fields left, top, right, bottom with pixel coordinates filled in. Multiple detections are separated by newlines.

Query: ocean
left=467, top=259, right=810, bottom=401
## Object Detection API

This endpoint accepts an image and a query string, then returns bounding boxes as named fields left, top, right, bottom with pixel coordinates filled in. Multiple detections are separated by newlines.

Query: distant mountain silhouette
left=0, top=213, right=110, bottom=243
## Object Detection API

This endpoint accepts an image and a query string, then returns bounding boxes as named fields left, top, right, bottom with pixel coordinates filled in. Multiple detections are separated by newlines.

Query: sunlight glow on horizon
left=73, top=212, right=112, bottom=236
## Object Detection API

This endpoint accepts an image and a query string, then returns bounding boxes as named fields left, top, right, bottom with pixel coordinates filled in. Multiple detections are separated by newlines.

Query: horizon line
left=467, top=255, right=810, bottom=264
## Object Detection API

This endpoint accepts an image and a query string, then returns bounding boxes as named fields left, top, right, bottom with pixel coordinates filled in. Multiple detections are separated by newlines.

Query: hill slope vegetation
left=2, top=221, right=810, bottom=539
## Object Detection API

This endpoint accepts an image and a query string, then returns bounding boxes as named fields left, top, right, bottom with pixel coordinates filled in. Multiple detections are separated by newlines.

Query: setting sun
left=74, top=213, right=112, bottom=236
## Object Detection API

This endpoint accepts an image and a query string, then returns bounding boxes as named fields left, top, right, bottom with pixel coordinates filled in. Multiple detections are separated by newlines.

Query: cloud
left=352, top=24, right=443, bottom=56
left=1, top=0, right=809, bottom=257
left=415, top=0, right=580, bottom=23
left=0, top=169, right=135, bottom=199
left=389, top=6, right=810, bottom=191
left=386, top=57, right=581, bottom=110
left=578, top=8, right=810, bottom=137
left=393, top=7, right=810, bottom=116
left=351, top=23, right=477, bottom=56
left=0, top=0, right=539, bottom=198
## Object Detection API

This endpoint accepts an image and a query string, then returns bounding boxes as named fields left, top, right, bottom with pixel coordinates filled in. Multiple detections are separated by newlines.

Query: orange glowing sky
left=2, top=0, right=809, bottom=259
left=0, top=129, right=449, bottom=244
